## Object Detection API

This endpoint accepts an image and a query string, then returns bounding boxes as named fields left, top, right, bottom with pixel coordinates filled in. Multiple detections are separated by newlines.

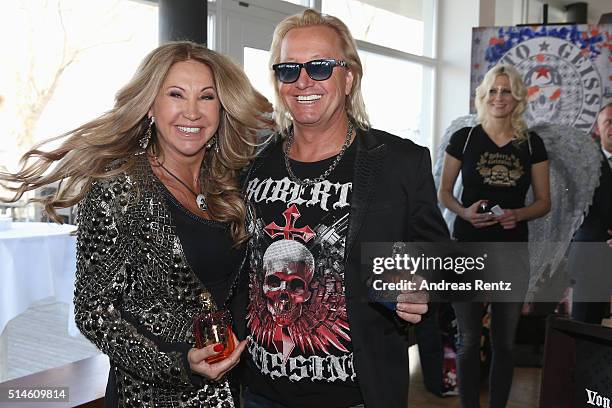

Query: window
left=282, top=0, right=312, bottom=5
left=216, top=0, right=307, bottom=109
left=321, top=0, right=437, bottom=150
left=0, top=0, right=161, bottom=382
left=244, top=47, right=275, bottom=102
left=359, top=50, right=432, bottom=147
left=0, top=0, right=158, bottom=212
left=323, top=0, right=434, bottom=57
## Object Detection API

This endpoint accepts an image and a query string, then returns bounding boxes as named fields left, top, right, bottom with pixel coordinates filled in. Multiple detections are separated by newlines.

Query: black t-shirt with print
left=243, top=140, right=362, bottom=408
left=445, top=125, right=548, bottom=242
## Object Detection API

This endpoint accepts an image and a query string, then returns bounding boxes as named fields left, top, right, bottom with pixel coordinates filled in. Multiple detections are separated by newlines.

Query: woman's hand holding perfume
left=187, top=334, right=248, bottom=381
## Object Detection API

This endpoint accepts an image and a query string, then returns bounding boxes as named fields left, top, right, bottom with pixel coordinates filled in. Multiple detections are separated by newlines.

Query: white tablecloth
left=0, top=222, right=79, bottom=336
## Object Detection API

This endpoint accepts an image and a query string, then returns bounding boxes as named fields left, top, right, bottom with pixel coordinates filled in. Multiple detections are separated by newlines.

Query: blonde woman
left=438, top=65, right=550, bottom=408
left=0, top=41, right=272, bottom=407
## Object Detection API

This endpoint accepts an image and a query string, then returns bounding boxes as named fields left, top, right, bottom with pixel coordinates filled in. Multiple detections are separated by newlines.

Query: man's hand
left=395, top=275, right=428, bottom=323
left=606, top=229, right=612, bottom=248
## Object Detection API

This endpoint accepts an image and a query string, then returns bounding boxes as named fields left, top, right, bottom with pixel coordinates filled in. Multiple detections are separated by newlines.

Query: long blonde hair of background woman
left=475, top=64, right=529, bottom=143
left=0, top=41, right=273, bottom=244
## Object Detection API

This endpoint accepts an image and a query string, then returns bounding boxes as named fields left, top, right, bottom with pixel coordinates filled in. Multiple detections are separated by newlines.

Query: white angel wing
left=525, top=123, right=601, bottom=301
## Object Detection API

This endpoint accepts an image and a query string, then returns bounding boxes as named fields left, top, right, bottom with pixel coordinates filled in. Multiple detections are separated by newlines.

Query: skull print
left=262, top=240, right=315, bottom=326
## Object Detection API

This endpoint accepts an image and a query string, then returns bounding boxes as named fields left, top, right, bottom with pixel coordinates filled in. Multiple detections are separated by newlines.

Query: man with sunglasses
left=239, top=9, right=449, bottom=408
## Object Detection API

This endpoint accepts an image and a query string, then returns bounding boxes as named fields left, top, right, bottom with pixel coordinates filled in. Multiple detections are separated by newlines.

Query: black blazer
left=239, top=128, right=450, bottom=408
left=343, top=128, right=450, bottom=408
left=574, top=149, right=612, bottom=242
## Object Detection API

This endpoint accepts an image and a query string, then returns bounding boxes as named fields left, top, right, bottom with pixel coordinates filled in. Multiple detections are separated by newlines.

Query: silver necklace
left=156, top=160, right=207, bottom=211
left=284, top=122, right=354, bottom=186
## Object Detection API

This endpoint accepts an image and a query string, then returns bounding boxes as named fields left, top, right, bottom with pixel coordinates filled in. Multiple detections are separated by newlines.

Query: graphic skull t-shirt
left=243, top=139, right=363, bottom=407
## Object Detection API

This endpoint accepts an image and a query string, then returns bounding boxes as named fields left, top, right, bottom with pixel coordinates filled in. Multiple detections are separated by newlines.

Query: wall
left=583, top=0, right=612, bottom=23
left=433, top=0, right=494, bottom=157
left=504, top=0, right=611, bottom=25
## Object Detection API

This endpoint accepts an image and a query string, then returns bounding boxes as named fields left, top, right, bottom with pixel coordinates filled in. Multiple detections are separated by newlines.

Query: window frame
left=316, top=0, right=439, bottom=150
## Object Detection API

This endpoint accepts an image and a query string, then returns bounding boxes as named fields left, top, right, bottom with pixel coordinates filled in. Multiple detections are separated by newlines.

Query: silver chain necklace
left=284, top=122, right=354, bottom=186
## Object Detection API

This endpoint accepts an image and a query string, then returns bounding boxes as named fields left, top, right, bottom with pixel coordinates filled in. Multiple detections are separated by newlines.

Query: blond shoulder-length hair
left=475, top=64, right=528, bottom=142
left=269, top=8, right=370, bottom=133
left=0, top=41, right=272, bottom=245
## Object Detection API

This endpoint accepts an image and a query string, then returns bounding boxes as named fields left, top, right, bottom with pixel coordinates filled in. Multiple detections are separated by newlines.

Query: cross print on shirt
left=264, top=204, right=316, bottom=243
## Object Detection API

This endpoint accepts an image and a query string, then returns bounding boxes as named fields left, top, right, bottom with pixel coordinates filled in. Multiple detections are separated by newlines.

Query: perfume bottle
left=192, top=292, right=236, bottom=364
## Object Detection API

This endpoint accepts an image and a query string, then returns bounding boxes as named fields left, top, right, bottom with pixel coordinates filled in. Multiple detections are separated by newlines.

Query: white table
left=0, top=222, right=79, bottom=336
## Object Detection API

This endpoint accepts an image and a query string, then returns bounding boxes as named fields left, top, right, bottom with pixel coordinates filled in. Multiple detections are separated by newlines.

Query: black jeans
left=450, top=239, right=529, bottom=408
left=452, top=301, right=523, bottom=408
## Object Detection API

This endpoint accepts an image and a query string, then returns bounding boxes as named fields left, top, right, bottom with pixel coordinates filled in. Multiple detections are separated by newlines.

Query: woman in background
left=438, top=64, right=550, bottom=408
left=0, top=41, right=272, bottom=407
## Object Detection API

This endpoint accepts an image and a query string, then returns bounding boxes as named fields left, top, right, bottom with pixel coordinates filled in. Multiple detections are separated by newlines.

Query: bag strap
left=527, top=132, right=532, bottom=156
left=462, top=126, right=476, bottom=155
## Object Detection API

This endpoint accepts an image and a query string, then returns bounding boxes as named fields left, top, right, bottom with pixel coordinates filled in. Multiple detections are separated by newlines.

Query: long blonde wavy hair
left=269, top=9, right=370, bottom=133
left=475, top=64, right=528, bottom=142
left=0, top=41, right=272, bottom=245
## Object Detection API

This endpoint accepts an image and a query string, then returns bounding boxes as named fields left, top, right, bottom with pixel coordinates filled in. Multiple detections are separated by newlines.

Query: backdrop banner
left=470, top=24, right=611, bottom=133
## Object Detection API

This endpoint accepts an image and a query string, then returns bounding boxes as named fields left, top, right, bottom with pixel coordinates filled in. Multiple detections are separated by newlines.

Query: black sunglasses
left=272, top=59, right=348, bottom=83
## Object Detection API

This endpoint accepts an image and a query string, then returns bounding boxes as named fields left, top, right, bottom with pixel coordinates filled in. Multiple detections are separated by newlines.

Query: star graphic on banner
left=474, top=37, right=481, bottom=45
left=536, top=66, right=550, bottom=79
left=539, top=41, right=550, bottom=52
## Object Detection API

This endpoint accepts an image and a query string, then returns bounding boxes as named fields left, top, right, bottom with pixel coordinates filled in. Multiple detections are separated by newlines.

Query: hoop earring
left=140, top=117, right=154, bottom=150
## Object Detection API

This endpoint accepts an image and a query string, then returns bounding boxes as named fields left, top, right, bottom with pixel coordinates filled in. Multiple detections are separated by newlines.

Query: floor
left=407, top=345, right=541, bottom=407
left=0, top=298, right=541, bottom=407
left=0, top=297, right=100, bottom=382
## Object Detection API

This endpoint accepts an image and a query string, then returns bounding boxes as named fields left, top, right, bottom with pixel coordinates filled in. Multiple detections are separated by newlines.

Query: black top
left=164, top=191, right=245, bottom=307
left=244, top=140, right=362, bottom=407
left=446, top=125, right=548, bottom=242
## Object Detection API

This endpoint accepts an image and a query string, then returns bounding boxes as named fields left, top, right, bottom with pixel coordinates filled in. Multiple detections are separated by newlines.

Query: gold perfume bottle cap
left=199, top=292, right=214, bottom=310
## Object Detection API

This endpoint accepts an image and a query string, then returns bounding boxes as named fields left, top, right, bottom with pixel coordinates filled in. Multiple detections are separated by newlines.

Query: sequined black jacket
left=74, top=155, right=238, bottom=408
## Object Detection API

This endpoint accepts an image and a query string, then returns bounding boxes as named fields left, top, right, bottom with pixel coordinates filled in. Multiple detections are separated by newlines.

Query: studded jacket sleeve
left=74, top=176, right=197, bottom=388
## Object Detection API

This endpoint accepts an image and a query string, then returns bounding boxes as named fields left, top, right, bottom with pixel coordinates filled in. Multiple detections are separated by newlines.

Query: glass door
left=217, top=0, right=308, bottom=101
